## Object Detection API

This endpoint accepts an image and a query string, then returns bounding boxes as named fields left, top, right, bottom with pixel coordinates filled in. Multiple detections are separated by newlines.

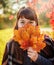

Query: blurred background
left=0, top=0, right=54, bottom=65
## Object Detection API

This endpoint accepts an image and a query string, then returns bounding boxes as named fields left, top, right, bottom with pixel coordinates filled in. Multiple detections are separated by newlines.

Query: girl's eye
left=29, top=21, right=33, bottom=24
left=21, top=21, right=25, bottom=24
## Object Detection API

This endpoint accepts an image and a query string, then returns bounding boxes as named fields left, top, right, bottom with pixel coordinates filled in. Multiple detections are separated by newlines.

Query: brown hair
left=15, top=7, right=38, bottom=30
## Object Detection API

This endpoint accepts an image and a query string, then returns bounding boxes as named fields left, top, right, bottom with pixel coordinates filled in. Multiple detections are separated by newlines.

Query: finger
left=27, top=51, right=32, bottom=55
left=27, top=49, right=36, bottom=53
left=27, top=47, right=35, bottom=52
left=28, top=54, right=33, bottom=59
left=27, top=51, right=35, bottom=57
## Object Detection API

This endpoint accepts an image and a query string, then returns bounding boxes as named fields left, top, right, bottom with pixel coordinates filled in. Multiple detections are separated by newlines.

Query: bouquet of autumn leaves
left=13, top=24, right=46, bottom=52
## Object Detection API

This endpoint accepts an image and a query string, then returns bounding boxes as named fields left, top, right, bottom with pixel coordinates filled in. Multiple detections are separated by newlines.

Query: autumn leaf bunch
left=13, top=24, right=46, bottom=52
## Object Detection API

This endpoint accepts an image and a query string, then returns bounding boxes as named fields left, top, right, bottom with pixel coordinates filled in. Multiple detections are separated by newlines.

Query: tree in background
left=0, top=0, right=54, bottom=29
left=45, top=2, right=54, bottom=39
left=0, top=0, right=16, bottom=29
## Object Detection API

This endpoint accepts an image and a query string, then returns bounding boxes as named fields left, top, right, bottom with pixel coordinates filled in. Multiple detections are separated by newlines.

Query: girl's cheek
left=18, top=22, right=24, bottom=28
left=31, top=23, right=36, bottom=26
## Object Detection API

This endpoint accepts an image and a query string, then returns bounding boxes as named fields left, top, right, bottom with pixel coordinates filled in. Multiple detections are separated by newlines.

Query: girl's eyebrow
left=20, top=19, right=25, bottom=21
left=21, top=19, right=27, bottom=22
left=20, top=19, right=24, bottom=21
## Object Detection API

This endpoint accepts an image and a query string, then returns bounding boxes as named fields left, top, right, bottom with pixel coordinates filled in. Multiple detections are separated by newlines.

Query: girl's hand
left=27, top=47, right=38, bottom=62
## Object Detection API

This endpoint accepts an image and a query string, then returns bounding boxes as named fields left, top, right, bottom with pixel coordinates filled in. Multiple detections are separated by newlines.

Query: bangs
left=18, top=8, right=35, bottom=20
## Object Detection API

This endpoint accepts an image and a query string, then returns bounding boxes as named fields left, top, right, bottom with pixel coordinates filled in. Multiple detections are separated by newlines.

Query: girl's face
left=18, top=17, right=37, bottom=28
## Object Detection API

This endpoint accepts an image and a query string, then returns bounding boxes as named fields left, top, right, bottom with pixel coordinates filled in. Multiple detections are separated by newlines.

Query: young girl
left=2, top=7, right=54, bottom=65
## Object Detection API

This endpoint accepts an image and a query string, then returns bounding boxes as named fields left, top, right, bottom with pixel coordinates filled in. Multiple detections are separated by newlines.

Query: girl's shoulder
left=6, top=39, right=20, bottom=54
left=44, top=35, right=54, bottom=47
left=7, top=39, right=24, bottom=64
left=7, top=39, right=20, bottom=48
left=41, top=35, right=54, bottom=58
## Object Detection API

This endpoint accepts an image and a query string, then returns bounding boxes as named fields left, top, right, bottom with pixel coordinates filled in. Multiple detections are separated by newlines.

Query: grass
left=0, top=28, right=53, bottom=65
left=0, top=28, right=13, bottom=65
